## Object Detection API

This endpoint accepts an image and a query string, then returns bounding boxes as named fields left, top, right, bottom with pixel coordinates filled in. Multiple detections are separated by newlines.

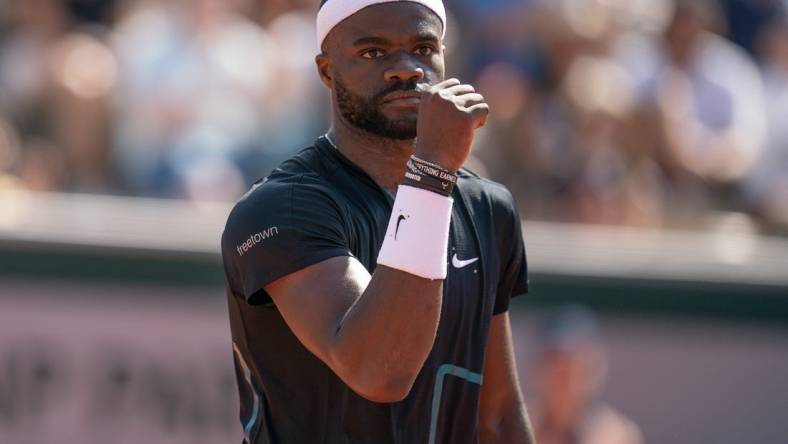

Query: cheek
left=334, top=69, right=375, bottom=97
left=429, top=54, right=446, bottom=80
left=341, top=68, right=385, bottom=95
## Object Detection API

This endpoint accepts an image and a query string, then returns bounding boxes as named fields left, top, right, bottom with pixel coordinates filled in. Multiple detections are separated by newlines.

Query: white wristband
left=376, top=185, right=453, bottom=280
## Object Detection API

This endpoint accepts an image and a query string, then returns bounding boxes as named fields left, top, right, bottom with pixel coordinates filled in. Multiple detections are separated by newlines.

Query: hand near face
left=415, top=78, right=489, bottom=172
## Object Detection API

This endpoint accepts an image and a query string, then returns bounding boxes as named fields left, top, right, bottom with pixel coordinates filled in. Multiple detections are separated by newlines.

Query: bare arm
left=479, top=312, right=535, bottom=444
left=265, top=256, right=442, bottom=403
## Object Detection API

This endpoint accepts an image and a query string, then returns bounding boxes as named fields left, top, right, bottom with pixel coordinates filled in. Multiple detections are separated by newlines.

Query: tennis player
left=221, top=1, right=534, bottom=442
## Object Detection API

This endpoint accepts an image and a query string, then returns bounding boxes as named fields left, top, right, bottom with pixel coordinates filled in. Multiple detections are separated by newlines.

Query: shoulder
left=223, top=146, right=348, bottom=241
left=455, top=168, right=526, bottom=272
left=456, top=168, right=520, bottom=221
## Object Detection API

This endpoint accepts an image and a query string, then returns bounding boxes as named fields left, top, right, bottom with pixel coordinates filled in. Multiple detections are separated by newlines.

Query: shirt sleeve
left=493, top=191, right=529, bottom=316
left=221, top=177, right=352, bottom=303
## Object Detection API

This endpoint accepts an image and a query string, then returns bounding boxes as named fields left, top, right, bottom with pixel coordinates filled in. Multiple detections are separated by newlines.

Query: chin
left=384, top=121, right=418, bottom=140
left=384, top=107, right=418, bottom=119
left=378, top=125, right=417, bottom=140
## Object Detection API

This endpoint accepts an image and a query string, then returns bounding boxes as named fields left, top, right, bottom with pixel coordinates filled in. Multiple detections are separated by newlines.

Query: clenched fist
left=414, top=78, right=489, bottom=172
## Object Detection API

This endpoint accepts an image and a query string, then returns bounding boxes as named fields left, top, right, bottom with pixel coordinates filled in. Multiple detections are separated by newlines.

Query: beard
left=334, top=75, right=421, bottom=140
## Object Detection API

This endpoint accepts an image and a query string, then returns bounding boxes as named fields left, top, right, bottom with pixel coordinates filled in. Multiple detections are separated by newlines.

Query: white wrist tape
left=377, top=185, right=453, bottom=280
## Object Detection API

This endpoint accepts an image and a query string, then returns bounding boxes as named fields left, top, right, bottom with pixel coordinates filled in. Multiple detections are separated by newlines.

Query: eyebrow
left=351, top=32, right=440, bottom=48
left=414, top=32, right=440, bottom=44
left=352, top=36, right=392, bottom=47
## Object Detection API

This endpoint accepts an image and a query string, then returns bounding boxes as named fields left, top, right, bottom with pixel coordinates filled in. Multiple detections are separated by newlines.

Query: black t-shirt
left=221, top=137, right=529, bottom=444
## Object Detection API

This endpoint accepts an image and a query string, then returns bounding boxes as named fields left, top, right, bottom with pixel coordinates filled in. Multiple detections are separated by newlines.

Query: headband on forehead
left=317, top=0, right=447, bottom=49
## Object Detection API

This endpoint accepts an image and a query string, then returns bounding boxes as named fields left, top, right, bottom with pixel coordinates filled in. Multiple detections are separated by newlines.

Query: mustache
left=373, top=80, right=429, bottom=102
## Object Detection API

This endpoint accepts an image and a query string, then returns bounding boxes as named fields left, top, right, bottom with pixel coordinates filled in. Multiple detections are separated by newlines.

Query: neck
left=328, top=116, right=415, bottom=194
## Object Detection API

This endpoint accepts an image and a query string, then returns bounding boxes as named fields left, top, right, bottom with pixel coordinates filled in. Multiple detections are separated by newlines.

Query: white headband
left=317, top=0, right=447, bottom=49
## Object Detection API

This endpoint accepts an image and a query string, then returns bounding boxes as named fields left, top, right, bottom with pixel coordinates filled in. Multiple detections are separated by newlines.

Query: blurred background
left=0, top=0, right=787, bottom=443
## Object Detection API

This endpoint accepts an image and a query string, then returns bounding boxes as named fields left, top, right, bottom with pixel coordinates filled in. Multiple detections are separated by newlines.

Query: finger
left=436, top=78, right=462, bottom=88
left=420, top=78, right=461, bottom=93
left=454, top=93, right=485, bottom=107
left=467, top=103, right=490, bottom=128
left=442, top=84, right=476, bottom=96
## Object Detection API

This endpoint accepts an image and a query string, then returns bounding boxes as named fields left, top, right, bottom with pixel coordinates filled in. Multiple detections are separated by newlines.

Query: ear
left=315, top=53, right=333, bottom=89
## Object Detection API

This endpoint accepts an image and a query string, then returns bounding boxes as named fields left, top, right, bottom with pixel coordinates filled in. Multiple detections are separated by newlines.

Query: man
left=530, top=306, right=643, bottom=444
left=221, top=1, right=534, bottom=442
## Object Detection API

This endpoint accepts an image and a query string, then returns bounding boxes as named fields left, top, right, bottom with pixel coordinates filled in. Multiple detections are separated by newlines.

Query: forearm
left=480, top=401, right=535, bottom=444
left=330, top=266, right=443, bottom=401
left=327, top=166, right=453, bottom=400
left=479, top=312, right=536, bottom=444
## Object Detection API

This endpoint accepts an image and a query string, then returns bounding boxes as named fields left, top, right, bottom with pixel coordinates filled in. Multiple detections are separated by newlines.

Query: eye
left=414, top=45, right=435, bottom=56
left=361, top=49, right=385, bottom=59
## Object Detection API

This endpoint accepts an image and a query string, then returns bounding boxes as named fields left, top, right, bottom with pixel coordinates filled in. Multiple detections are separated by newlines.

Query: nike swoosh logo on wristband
left=452, top=254, right=479, bottom=269
left=395, top=214, right=408, bottom=240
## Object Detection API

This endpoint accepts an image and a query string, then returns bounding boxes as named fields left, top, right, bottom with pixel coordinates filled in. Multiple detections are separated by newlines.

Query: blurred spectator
left=48, top=30, right=117, bottom=192
left=744, top=15, right=788, bottom=231
left=247, top=0, right=315, bottom=26
left=0, top=0, right=67, bottom=154
left=0, top=0, right=67, bottom=129
left=0, top=0, right=785, bottom=232
left=0, top=0, right=115, bottom=193
left=110, top=0, right=268, bottom=199
left=616, top=0, right=767, bottom=222
left=473, top=1, right=668, bottom=225
left=110, top=0, right=324, bottom=201
left=0, top=118, right=22, bottom=190
left=530, top=306, right=643, bottom=444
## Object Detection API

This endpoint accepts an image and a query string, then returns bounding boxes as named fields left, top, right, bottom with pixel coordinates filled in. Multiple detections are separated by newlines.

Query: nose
left=384, top=51, right=425, bottom=84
